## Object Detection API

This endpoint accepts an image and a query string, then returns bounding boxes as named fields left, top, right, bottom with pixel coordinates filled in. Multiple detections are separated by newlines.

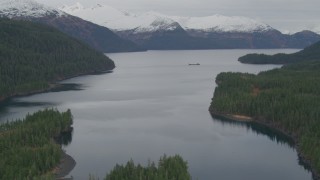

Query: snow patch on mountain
left=132, top=12, right=181, bottom=33
left=172, top=15, right=273, bottom=32
left=0, top=0, right=65, bottom=18
left=314, top=26, right=320, bottom=34
left=59, top=2, right=84, bottom=13
left=60, top=3, right=180, bottom=33
left=60, top=2, right=273, bottom=33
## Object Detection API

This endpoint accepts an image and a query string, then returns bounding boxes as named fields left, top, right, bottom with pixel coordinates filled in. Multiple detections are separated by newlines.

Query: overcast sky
left=35, top=0, right=320, bottom=34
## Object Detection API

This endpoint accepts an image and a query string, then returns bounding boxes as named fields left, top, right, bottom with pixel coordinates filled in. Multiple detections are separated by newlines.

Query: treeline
left=0, top=18, right=115, bottom=99
left=101, top=155, right=192, bottom=180
left=238, top=40, right=320, bottom=64
left=210, top=60, right=320, bottom=177
left=0, top=109, right=73, bottom=179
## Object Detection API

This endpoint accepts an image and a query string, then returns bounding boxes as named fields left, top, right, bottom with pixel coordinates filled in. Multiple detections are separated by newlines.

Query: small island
left=210, top=41, right=320, bottom=179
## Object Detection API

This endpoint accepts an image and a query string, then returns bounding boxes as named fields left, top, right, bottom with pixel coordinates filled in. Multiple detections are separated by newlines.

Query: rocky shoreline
left=55, top=151, right=76, bottom=179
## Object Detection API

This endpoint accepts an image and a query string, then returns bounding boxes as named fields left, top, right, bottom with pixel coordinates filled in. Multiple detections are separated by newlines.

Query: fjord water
left=0, top=50, right=312, bottom=180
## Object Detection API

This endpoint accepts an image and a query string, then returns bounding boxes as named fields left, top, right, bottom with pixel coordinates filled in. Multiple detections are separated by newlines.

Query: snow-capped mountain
left=1, top=0, right=319, bottom=50
left=0, top=0, right=141, bottom=52
left=0, top=0, right=65, bottom=18
left=60, top=3, right=182, bottom=33
left=60, top=2, right=320, bottom=50
left=60, top=2, right=272, bottom=34
left=172, top=15, right=273, bottom=33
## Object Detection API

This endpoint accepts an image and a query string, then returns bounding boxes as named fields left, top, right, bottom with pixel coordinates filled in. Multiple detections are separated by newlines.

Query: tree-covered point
left=238, top=40, right=320, bottom=64
left=102, top=155, right=192, bottom=180
left=210, top=60, right=320, bottom=178
left=0, top=18, right=115, bottom=99
left=0, top=109, right=73, bottom=179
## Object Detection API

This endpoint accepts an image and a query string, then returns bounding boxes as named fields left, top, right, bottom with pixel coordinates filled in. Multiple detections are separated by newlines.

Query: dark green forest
left=210, top=60, right=320, bottom=177
left=0, top=18, right=115, bottom=100
left=0, top=109, right=73, bottom=179
left=100, top=155, right=191, bottom=180
left=238, top=41, right=320, bottom=64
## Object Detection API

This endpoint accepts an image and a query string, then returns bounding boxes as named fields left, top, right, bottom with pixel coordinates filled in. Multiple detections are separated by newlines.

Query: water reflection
left=8, top=101, right=56, bottom=107
left=0, top=83, right=83, bottom=120
left=210, top=113, right=315, bottom=176
left=55, top=127, right=74, bottom=147
left=210, top=113, right=294, bottom=148
left=0, top=99, right=11, bottom=115
left=50, top=83, right=84, bottom=92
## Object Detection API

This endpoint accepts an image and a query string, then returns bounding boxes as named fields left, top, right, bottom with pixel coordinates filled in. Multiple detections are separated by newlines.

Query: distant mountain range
left=0, top=0, right=142, bottom=53
left=61, top=3, right=272, bottom=34
left=0, top=0, right=319, bottom=51
left=61, top=3, right=320, bottom=50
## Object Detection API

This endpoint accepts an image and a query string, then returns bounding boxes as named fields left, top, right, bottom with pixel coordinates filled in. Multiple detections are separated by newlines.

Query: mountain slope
left=0, top=0, right=142, bottom=53
left=287, top=30, right=320, bottom=48
left=60, top=3, right=320, bottom=50
left=239, top=40, right=320, bottom=64
left=33, top=15, right=143, bottom=52
left=61, top=3, right=188, bottom=49
left=0, top=18, right=114, bottom=99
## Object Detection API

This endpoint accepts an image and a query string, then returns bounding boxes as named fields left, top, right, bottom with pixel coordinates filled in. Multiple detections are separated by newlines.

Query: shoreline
left=211, top=112, right=253, bottom=122
left=0, top=84, right=61, bottom=104
left=54, top=151, right=76, bottom=179
left=0, top=69, right=113, bottom=104
left=210, top=110, right=320, bottom=180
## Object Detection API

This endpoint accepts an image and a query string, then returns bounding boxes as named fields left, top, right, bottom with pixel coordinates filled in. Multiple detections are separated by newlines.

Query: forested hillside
left=210, top=60, right=320, bottom=179
left=0, top=109, right=73, bottom=179
left=0, top=18, right=115, bottom=100
left=238, top=41, right=320, bottom=64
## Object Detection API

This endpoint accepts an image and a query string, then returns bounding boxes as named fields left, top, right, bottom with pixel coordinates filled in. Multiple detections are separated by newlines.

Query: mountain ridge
left=0, top=0, right=318, bottom=51
left=60, top=2, right=320, bottom=50
left=0, top=0, right=65, bottom=18
left=60, top=2, right=274, bottom=34
left=0, top=0, right=142, bottom=53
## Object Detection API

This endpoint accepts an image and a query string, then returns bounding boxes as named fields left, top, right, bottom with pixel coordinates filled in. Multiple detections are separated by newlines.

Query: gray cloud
left=35, top=0, right=320, bottom=33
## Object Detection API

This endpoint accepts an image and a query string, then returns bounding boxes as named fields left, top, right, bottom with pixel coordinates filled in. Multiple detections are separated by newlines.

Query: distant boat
left=188, top=63, right=200, bottom=65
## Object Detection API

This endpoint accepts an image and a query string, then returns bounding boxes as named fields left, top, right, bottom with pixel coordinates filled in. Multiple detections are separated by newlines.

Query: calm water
left=0, top=49, right=313, bottom=180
